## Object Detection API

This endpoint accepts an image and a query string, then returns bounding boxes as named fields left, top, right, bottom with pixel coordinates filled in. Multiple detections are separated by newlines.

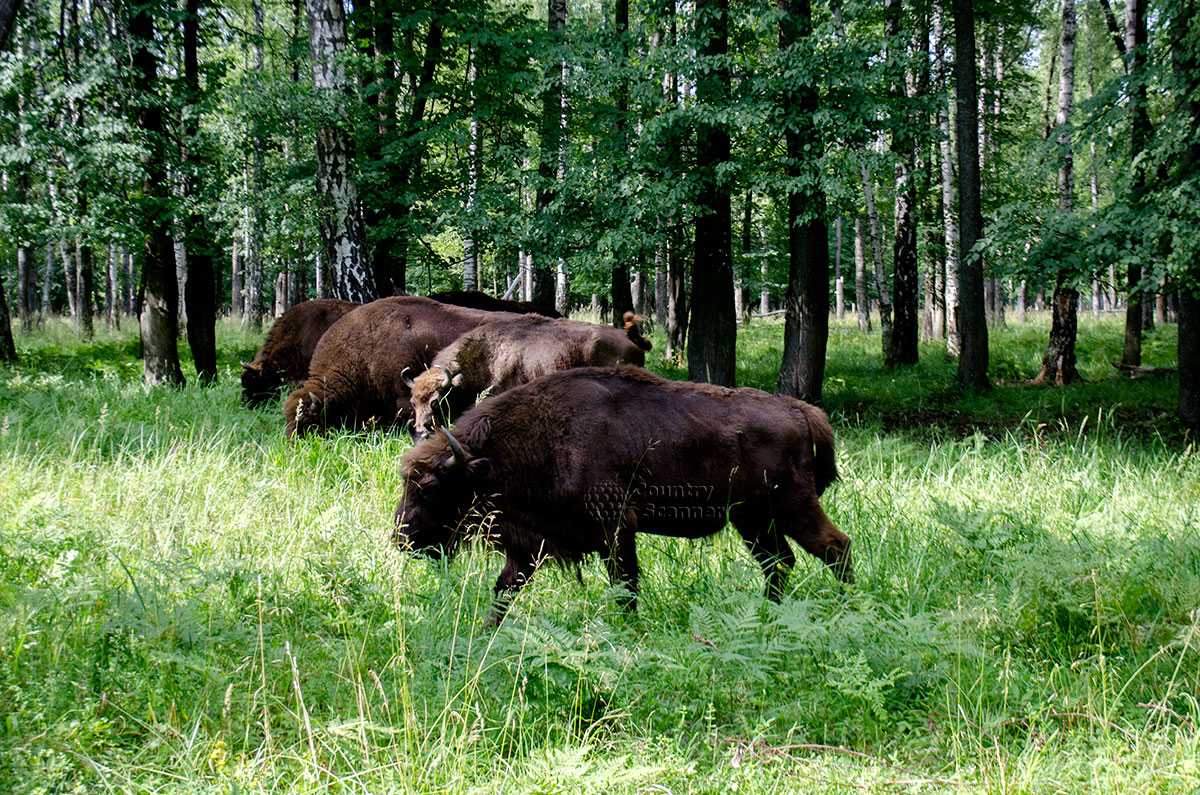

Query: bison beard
left=394, top=367, right=852, bottom=626
left=406, top=312, right=653, bottom=439
left=242, top=299, right=359, bottom=406
left=284, top=296, right=521, bottom=435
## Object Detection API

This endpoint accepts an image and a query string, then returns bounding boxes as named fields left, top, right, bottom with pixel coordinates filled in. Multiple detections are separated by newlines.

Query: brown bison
left=394, top=366, right=852, bottom=625
left=242, top=299, right=359, bottom=406
left=284, top=296, right=519, bottom=436
left=430, top=290, right=562, bottom=319
left=405, top=312, right=652, bottom=439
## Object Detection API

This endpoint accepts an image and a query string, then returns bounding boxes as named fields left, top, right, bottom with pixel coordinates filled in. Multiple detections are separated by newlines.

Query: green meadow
left=1, top=315, right=1197, bottom=793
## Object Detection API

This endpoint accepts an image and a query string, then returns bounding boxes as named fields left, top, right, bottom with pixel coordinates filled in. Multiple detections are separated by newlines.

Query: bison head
left=284, top=387, right=326, bottom=437
left=394, top=428, right=493, bottom=558
left=241, top=360, right=282, bottom=407
left=405, top=364, right=463, bottom=440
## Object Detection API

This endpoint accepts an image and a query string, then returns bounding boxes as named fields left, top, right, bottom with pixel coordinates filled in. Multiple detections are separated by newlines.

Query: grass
left=1, top=313, right=1197, bottom=793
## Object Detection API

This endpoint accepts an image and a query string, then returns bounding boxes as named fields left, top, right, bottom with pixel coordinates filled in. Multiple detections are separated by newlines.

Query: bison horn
left=401, top=367, right=415, bottom=389
left=441, top=428, right=469, bottom=467
left=434, top=365, right=452, bottom=388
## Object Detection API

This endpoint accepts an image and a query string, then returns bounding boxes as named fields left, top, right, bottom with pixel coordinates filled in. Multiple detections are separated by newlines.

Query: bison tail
left=800, top=403, right=838, bottom=496
left=622, top=311, right=653, bottom=351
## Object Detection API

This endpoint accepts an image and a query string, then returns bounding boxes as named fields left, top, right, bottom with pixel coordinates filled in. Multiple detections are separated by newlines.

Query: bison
left=284, top=296, right=519, bottom=436
left=405, top=312, right=652, bottom=439
left=393, top=366, right=852, bottom=625
left=430, top=290, right=562, bottom=319
left=242, top=299, right=359, bottom=406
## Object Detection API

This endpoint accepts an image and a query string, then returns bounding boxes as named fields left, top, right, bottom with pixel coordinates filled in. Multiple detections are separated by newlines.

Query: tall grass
left=1, top=315, right=1197, bottom=792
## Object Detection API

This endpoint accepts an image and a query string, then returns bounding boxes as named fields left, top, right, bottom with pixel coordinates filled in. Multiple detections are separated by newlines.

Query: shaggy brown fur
left=394, top=366, right=850, bottom=625
left=284, top=296, right=519, bottom=435
left=407, top=312, right=652, bottom=438
left=242, top=299, right=359, bottom=406
left=430, top=290, right=562, bottom=319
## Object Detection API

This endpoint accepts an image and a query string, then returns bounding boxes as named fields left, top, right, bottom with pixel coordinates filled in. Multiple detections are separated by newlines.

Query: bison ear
left=465, top=457, right=494, bottom=482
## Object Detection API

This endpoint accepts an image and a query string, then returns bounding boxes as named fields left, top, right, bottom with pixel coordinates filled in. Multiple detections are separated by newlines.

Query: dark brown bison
left=284, top=296, right=519, bottom=436
left=405, top=312, right=652, bottom=439
left=430, top=290, right=561, bottom=319
left=242, top=299, right=359, bottom=406
left=394, top=366, right=851, bottom=625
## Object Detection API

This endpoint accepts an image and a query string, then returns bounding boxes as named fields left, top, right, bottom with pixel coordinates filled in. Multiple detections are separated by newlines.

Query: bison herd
left=243, top=291, right=853, bottom=624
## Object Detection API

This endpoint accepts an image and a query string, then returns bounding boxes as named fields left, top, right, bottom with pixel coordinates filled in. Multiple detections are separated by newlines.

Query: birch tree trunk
left=244, top=0, right=266, bottom=327
left=534, top=0, right=569, bottom=314
left=462, top=45, right=480, bottom=292
left=834, top=217, right=844, bottom=321
left=306, top=0, right=372, bottom=303
left=863, top=163, right=891, bottom=353
left=854, top=216, right=871, bottom=332
left=106, top=243, right=119, bottom=329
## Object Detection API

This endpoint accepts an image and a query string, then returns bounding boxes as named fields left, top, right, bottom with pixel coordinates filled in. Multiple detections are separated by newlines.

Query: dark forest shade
left=776, top=0, right=829, bottom=403
left=688, top=0, right=736, bottom=387
left=952, top=0, right=989, bottom=390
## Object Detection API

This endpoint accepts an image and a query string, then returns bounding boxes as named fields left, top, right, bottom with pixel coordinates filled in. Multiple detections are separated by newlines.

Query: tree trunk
left=106, top=244, right=119, bottom=329
left=609, top=0, right=633, bottom=326
left=123, top=247, right=135, bottom=316
left=655, top=242, right=668, bottom=329
left=667, top=235, right=688, bottom=357
left=230, top=239, right=242, bottom=317
left=854, top=216, right=871, bottom=332
left=74, top=235, right=94, bottom=339
left=0, top=275, right=15, bottom=361
left=1016, top=280, right=1027, bottom=323
left=17, top=245, right=34, bottom=333
left=183, top=0, right=217, bottom=382
left=953, top=0, right=989, bottom=389
left=1036, top=0, right=1080, bottom=386
left=132, top=2, right=185, bottom=386
left=834, top=217, right=844, bottom=321
left=886, top=0, right=920, bottom=367
left=862, top=163, right=891, bottom=355
left=462, top=45, right=480, bottom=292
left=42, top=245, right=53, bottom=320
left=1120, top=0, right=1149, bottom=367
left=60, top=238, right=77, bottom=318
left=776, top=0, right=829, bottom=401
left=243, top=0, right=266, bottom=327
left=689, top=0, right=736, bottom=386
left=306, top=0, right=373, bottom=303
left=534, top=0, right=568, bottom=315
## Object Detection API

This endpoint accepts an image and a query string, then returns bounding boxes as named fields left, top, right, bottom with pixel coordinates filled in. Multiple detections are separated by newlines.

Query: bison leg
left=485, top=552, right=540, bottom=628
left=603, top=526, right=640, bottom=611
left=738, top=529, right=797, bottom=602
left=782, top=499, right=854, bottom=584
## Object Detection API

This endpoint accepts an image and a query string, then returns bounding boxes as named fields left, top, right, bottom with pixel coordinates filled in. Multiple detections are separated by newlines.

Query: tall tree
left=462, top=42, right=480, bottom=292
left=306, top=0, right=373, bottom=303
left=688, top=0, right=736, bottom=385
left=885, top=0, right=920, bottom=366
left=776, top=0, right=830, bottom=402
left=183, top=0, right=217, bottom=383
left=131, top=0, right=184, bottom=386
left=244, top=0, right=265, bottom=326
left=610, top=0, right=634, bottom=326
left=1170, top=0, right=1199, bottom=434
left=1035, top=0, right=1080, bottom=385
left=953, top=0, right=989, bottom=389
left=533, top=0, right=567, bottom=314
left=1120, top=0, right=1150, bottom=367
